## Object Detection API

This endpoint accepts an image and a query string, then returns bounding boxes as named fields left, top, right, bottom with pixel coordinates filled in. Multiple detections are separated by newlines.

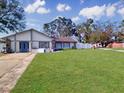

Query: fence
left=76, top=43, right=93, bottom=49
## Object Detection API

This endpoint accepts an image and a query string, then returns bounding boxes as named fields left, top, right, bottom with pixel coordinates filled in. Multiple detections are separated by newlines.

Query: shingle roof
left=55, top=37, right=77, bottom=43
left=0, top=33, right=15, bottom=39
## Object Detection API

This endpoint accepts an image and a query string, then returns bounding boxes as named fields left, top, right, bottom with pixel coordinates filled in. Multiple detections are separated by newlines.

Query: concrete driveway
left=0, top=53, right=36, bottom=93
left=0, top=53, right=31, bottom=78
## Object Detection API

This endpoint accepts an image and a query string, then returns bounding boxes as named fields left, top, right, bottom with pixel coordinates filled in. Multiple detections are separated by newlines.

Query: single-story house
left=0, top=39, right=6, bottom=52
left=107, top=42, right=124, bottom=48
left=1, top=29, right=53, bottom=53
left=1, top=29, right=77, bottom=53
left=53, top=37, right=77, bottom=50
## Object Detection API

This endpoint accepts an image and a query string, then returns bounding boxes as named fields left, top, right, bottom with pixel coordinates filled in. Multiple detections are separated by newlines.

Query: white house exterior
left=53, top=37, right=77, bottom=50
left=2, top=29, right=53, bottom=53
left=0, top=39, right=6, bottom=52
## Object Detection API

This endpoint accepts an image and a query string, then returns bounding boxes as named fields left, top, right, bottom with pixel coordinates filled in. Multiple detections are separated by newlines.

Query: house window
left=55, top=43, right=62, bottom=49
left=63, top=43, right=70, bottom=48
left=39, top=42, right=49, bottom=48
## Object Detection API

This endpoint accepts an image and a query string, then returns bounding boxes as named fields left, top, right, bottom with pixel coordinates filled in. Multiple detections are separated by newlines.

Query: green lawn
left=11, top=49, right=124, bottom=93
left=112, top=48, right=124, bottom=50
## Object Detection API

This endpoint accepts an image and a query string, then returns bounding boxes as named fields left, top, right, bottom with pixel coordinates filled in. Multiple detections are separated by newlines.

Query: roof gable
left=1, top=28, right=51, bottom=39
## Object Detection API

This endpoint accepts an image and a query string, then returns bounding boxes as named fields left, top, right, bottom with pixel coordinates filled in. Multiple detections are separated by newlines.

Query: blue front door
left=20, top=41, right=29, bottom=52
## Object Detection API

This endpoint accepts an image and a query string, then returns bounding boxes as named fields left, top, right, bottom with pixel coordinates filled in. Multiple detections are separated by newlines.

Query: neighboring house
left=54, top=37, right=77, bottom=49
left=1, top=29, right=53, bottom=53
left=107, top=42, right=124, bottom=48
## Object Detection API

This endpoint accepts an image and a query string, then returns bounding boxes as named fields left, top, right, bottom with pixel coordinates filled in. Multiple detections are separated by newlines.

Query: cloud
left=65, top=5, right=71, bottom=11
left=25, top=4, right=35, bottom=13
left=118, top=8, right=124, bottom=17
left=114, top=1, right=124, bottom=18
left=80, top=0, right=85, bottom=4
left=57, top=3, right=71, bottom=12
left=79, top=5, right=106, bottom=19
left=72, top=16, right=80, bottom=22
left=25, top=0, right=50, bottom=14
left=32, top=0, right=45, bottom=9
left=37, top=7, right=50, bottom=14
left=113, top=1, right=124, bottom=8
left=106, top=5, right=116, bottom=17
left=79, top=4, right=119, bottom=19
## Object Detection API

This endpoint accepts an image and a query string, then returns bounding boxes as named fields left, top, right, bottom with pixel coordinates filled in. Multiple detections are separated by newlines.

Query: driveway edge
left=0, top=53, right=36, bottom=93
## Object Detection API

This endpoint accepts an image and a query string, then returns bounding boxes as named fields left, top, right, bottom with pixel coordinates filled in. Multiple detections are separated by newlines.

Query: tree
left=115, top=20, right=124, bottom=42
left=97, top=21, right=114, bottom=39
left=0, top=0, right=7, bottom=9
left=89, top=30, right=101, bottom=43
left=0, top=0, right=25, bottom=33
left=43, top=17, right=76, bottom=37
left=120, top=20, right=124, bottom=33
left=77, top=18, right=95, bottom=43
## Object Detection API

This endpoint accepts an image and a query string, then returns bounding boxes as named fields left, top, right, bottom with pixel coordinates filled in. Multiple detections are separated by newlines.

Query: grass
left=11, top=49, right=124, bottom=93
left=112, top=48, right=124, bottom=50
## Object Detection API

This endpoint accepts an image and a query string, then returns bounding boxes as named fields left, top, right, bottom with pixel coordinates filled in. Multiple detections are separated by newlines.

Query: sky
left=1, top=0, right=124, bottom=36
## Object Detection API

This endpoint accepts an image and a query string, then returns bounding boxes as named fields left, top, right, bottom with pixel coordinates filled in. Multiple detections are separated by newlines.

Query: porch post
left=69, top=43, right=71, bottom=48
left=14, top=34, right=16, bottom=53
left=31, top=29, right=33, bottom=52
